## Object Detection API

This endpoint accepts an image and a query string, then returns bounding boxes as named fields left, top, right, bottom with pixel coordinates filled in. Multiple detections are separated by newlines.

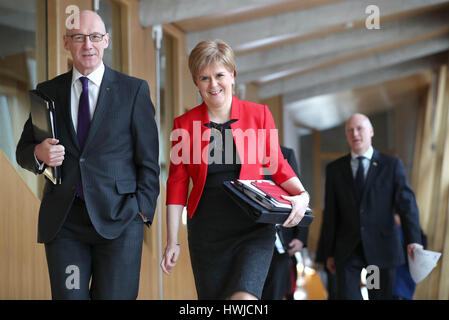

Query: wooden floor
left=294, top=266, right=327, bottom=300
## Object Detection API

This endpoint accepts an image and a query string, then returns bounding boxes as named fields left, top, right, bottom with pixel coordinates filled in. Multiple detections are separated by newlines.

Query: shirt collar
left=71, top=62, right=105, bottom=87
left=351, top=145, right=374, bottom=161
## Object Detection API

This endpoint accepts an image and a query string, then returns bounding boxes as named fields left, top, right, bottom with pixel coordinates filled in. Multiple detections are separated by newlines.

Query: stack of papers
left=234, top=180, right=292, bottom=211
left=408, top=248, right=442, bottom=283
left=223, top=180, right=314, bottom=225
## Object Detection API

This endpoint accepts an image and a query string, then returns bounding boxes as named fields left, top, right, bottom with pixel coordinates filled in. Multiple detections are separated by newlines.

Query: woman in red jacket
left=160, top=40, right=310, bottom=300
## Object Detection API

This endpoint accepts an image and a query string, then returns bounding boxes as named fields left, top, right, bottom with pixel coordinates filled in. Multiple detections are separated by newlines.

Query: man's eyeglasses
left=67, top=33, right=106, bottom=43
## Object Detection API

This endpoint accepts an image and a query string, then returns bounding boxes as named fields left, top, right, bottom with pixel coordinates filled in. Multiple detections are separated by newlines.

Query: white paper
left=408, top=248, right=441, bottom=283
left=237, top=179, right=292, bottom=209
left=274, top=230, right=285, bottom=254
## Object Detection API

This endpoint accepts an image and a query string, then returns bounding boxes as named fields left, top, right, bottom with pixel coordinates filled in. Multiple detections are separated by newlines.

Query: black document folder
left=29, top=90, right=61, bottom=184
left=223, top=181, right=313, bottom=226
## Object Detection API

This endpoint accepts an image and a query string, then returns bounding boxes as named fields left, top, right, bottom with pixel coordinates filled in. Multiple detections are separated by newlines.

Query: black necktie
left=355, top=156, right=365, bottom=199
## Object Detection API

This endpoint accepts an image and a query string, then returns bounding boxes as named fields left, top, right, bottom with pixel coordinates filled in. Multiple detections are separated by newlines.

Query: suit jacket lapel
left=194, top=102, right=210, bottom=185
left=82, top=66, right=115, bottom=153
left=341, top=154, right=357, bottom=202
left=229, top=97, right=243, bottom=165
left=58, top=70, right=80, bottom=152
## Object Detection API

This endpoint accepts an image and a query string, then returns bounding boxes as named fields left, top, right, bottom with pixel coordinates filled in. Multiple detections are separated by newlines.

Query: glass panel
left=159, top=33, right=175, bottom=182
left=0, top=0, right=46, bottom=197
left=97, top=0, right=122, bottom=71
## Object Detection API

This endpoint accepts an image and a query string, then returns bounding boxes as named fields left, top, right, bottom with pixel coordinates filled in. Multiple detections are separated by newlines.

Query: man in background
left=321, top=113, right=422, bottom=300
left=262, top=146, right=309, bottom=300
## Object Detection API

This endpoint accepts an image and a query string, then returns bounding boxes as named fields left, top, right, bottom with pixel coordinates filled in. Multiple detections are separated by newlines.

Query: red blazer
left=166, top=96, right=296, bottom=218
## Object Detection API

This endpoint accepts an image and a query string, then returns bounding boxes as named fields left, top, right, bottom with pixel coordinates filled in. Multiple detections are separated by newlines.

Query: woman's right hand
left=160, top=243, right=181, bottom=275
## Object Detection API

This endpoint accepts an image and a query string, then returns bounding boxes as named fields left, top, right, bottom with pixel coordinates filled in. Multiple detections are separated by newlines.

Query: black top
left=187, top=119, right=275, bottom=299
left=204, top=119, right=239, bottom=177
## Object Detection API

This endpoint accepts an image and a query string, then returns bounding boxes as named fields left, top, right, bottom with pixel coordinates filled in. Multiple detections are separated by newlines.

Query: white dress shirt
left=350, top=145, right=373, bottom=179
left=35, top=63, right=105, bottom=168
left=71, top=63, right=105, bottom=131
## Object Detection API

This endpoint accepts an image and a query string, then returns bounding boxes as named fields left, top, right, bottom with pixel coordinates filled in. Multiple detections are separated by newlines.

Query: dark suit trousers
left=44, top=197, right=144, bottom=300
left=262, top=251, right=292, bottom=300
left=336, top=242, right=395, bottom=300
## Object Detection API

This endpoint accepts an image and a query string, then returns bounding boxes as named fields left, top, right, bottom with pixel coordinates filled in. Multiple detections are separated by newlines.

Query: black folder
left=29, top=90, right=61, bottom=184
left=223, top=181, right=314, bottom=226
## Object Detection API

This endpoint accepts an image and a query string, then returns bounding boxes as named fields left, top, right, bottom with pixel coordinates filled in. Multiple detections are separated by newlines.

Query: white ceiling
left=139, top=0, right=449, bottom=131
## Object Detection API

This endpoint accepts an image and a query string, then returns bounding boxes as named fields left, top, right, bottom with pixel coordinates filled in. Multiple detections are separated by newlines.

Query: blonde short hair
left=188, top=39, right=237, bottom=84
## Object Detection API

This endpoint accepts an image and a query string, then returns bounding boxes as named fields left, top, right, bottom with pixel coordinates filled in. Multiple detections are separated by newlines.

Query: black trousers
left=326, top=268, right=338, bottom=300
left=336, top=242, right=395, bottom=300
left=262, top=250, right=291, bottom=300
left=44, top=197, right=144, bottom=300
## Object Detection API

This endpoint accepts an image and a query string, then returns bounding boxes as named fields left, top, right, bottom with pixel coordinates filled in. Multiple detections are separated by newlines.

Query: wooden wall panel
left=163, top=24, right=197, bottom=117
left=244, top=83, right=260, bottom=104
left=428, top=66, right=449, bottom=299
left=160, top=23, right=197, bottom=300
left=117, top=0, right=159, bottom=300
left=414, top=85, right=437, bottom=235
left=436, top=73, right=449, bottom=299
left=0, top=151, right=51, bottom=299
left=308, top=130, right=322, bottom=253
left=47, top=0, right=92, bottom=78
left=414, top=64, right=449, bottom=299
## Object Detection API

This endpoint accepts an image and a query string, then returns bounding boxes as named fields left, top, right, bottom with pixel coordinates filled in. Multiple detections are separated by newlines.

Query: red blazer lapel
left=194, top=102, right=210, bottom=188
left=230, top=96, right=265, bottom=180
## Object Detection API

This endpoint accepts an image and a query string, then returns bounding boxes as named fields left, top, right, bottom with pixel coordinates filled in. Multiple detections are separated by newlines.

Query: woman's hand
left=160, top=243, right=180, bottom=275
left=281, top=191, right=309, bottom=227
left=161, top=204, right=184, bottom=275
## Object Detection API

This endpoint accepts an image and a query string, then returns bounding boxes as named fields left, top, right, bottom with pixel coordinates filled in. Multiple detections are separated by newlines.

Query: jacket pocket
left=116, top=179, right=137, bottom=195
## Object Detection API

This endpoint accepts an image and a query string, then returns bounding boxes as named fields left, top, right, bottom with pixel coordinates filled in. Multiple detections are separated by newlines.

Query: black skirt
left=187, top=120, right=275, bottom=299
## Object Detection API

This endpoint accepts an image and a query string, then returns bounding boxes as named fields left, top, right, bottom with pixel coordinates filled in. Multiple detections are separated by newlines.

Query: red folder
left=250, top=181, right=292, bottom=205
left=223, top=181, right=314, bottom=225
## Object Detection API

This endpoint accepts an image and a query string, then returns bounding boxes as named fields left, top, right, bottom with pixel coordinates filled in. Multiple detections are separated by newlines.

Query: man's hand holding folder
left=35, top=138, right=65, bottom=168
left=29, top=89, right=62, bottom=184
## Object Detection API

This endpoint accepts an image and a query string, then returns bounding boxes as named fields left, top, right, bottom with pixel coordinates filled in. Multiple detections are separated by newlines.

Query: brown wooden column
left=414, top=63, right=449, bottom=299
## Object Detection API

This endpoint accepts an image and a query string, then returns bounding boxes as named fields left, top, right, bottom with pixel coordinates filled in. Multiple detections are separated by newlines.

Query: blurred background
left=1, top=0, right=449, bottom=300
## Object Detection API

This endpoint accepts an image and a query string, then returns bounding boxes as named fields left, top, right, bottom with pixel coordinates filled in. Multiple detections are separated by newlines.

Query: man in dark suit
left=262, top=146, right=309, bottom=300
left=16, top=10, right=159, bottom=299
left=316, top=222, right=338, bottom=300
left=321, top=113, right=422, bottom=300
